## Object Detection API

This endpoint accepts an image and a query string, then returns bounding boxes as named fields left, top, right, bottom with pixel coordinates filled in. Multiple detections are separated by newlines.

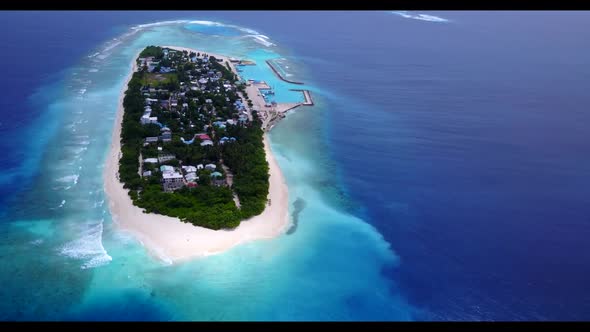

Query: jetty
left=290, top=89, right=314, bottom=106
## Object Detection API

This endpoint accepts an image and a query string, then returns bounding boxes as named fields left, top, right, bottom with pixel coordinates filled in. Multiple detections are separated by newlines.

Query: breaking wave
left=30, top=239, right=44, bottom=246
left=59, top=221, right=112, bottom=269
left=56, top=174, right=79, bottom=185
left=391, top=11, right=450, bottom=23
left=128, top=19, right=276, bottom=47
left=188, top=20, right=224, bottom=26
left=49, top=199, right=67, bottom=209
left=243, top=34, right=275, bottom=47
left=131, top=20, right=190, bottom=30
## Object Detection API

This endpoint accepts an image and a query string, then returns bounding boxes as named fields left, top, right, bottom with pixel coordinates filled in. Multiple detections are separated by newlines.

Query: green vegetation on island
left=118, top=46, right=269, bottom=230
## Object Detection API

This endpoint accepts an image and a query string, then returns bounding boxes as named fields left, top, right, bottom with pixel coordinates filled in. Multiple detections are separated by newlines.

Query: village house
left=160, top=127, right=172, bottom=142
left=185, top=172, right=198, bottom=183
left=158, top=153, right=176, bottom=163
left=144, top=136, right=159, bottom=144
left=182, top=165, right=197, bottom=173
left=200, top=140, right=214, bottom=147
left=162, top=172, right=184, bottom=192
left=160, top=165, right=174, bottom=174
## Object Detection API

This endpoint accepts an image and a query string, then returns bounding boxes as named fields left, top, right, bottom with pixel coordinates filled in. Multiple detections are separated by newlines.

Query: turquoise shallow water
left=0, top=20, right=413, bottom=320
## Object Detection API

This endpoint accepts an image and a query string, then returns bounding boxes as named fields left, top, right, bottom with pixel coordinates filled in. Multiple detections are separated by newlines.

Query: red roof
left=187, top=182, right=198, bottom=187
left=198, top=134, right=211, bottom=140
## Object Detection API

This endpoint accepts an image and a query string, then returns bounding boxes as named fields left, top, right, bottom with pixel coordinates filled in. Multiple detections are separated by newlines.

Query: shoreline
left=104, top=48, right=291, bottom=264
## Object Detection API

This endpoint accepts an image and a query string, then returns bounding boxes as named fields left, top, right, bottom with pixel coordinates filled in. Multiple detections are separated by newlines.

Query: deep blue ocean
left=1, top=11, right=590, bottom=320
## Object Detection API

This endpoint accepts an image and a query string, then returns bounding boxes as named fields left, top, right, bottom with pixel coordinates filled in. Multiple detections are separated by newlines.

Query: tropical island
left=104, top=45, right=310, bottom=262
left=118, top=46, right=269, bottom=230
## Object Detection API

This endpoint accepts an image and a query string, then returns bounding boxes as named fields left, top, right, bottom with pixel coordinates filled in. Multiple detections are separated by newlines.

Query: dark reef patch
left=287, top=197, right=306, bottom=235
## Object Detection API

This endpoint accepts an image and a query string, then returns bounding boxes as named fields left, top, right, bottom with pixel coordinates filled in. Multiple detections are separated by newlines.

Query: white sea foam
left=102, top=40, right=123, bottom=53
left=391, top=11, right=450, bottom=23
left=129, top=19, right=276, bottom=47
left=49, top=199, right=66, bottom=210
left=244, top=34, right=275, bottom=47
left=83, top=254, right=113, bottom=269
left=30, top=239, right=44, bottom=246
left=93, top=199, right=105, bottom=208
left=188, top=20, right=224, bottom=26
left=69, top=146, right=88, bottom=155
left=59, top=221, right=112, bottom=269
left=56, top=174, right=79, bottom=184
left=131, top=20, right=190, bottom=30
left=237, top=27, right=260, bottom=35
left=112, top=230, right=136, bottom=244
left=88, top=68, right=99, bottom=73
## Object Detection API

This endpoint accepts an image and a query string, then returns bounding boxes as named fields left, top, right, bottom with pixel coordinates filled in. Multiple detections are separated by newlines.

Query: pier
left=266, top=60, right=305, bottom=85
left=252, top=81, right=271, bottom=90
left=290, top=89, right=314, bottom=106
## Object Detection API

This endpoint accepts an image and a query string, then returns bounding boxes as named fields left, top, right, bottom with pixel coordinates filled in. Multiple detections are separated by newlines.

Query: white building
left=143, top=158, right=158, bottom=164
left=185, top=172, right=198, bottom=182
left=162, top=172, right=184, bottom=192
left=145, top=137, right=159, bottom=144
left=160, top=165, right=174, bottom=174
left=205, top=164, right=216, bottom=171
left=200, top=140, right=214, bottom=147
left=182, top=165, right=197, bottom=173
left=140, top=114, right=151, bottom=124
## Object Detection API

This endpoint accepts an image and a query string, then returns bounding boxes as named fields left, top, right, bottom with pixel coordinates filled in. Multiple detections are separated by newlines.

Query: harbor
left=266, top=60, right=305, bottom=85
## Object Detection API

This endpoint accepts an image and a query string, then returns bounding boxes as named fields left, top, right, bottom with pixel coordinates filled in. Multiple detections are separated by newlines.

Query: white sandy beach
left=104, top=48, right=290, bottom=263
